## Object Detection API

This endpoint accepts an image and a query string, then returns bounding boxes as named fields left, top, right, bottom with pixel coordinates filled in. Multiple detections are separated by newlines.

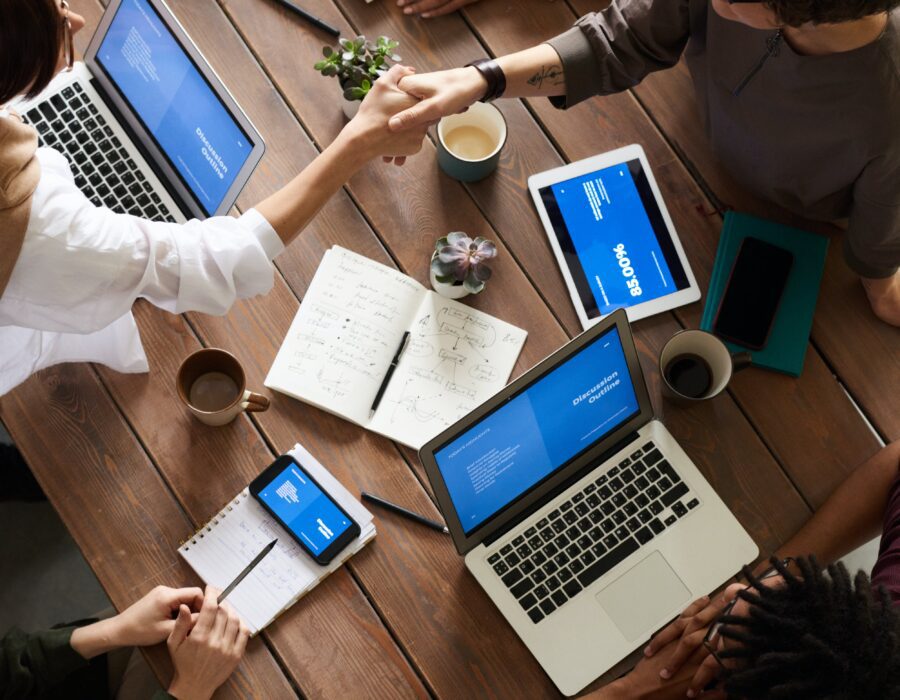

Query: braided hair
left=763, top=0, right=900, bottom=27
left=715, top=556, right=900, bottom=699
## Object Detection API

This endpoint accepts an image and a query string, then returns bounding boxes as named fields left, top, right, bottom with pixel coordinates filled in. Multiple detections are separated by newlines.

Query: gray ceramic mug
left=436, top=101, right=508, bottom=182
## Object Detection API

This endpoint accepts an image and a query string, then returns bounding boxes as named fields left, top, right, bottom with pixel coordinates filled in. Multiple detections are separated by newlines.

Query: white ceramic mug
left=177, top=348, right=270, bottom=426
left=436, top=101, right=508, bottom=182
left=659, top=330, right=752, bottom=402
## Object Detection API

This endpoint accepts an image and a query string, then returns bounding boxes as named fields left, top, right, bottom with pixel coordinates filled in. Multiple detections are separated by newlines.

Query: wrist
left=168, top=676, right=210, bottom=700
left=461, top=64, right=492, bottom=102
left=329, top=124, right=376, bottom=170
left=70, top=617, right=121, bottom=660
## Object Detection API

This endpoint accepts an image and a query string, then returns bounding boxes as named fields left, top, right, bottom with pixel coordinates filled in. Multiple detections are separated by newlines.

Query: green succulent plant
left=313, top=35, right=401, bottom=102
left=431, top=232, right=498, bottom=295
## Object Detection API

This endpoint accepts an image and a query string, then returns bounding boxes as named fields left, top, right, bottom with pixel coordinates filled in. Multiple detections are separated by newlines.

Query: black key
left=121, top=196, right=136, bottom=211
left=36, top=120, right=51, bottom=135
left=112, top=184, right=127, bottom=199
left=83, top=186, right=95, bottom=199
left=60, top=130, right=73, bottom=143
left=644, top=448, right=663, bottom=465
left=584, top=484, right=596, bottom=495
left=650, top=518, right=665, bottom=534
left=635, top=493, right=649, bottom=507
left=630, top=449, right=643, bottom=460
left=547, top=511, right=559, bottom=522
left=72, top=108, right=87, bottom=121
left=565, top=526, right=580, bottom=541
left=136, top=193, right=151, bottom=209
left=612, top=511, right=626, bottom=525
left=532, top=569, right=547, bottom=584
left=102, top=124, right=113, bottom=136
left=103, top=196, right=117, bottom=208
left=621, top=469, right=635, bottom=484
left=544, top=543, right=558, bottom=557
left=608, top=466, right=620, bottom=477
left=519, top=593, right=537, bottom=611
left=638, top=509, right=652, bottom=524
left=511, top=577, right=534, bottom=598
left=672, top=502, right=689, bottom=518
left=626, top=518, right=641, bottom=533
left=554, top=533, right=569, bottom=549
left=551, top=590, right=567, bottom=607
left=108, top=150, right=121, bottom=163
left=90, top=128, right=104, bottom=142
left=642, top=442, right=655, bottom=451
left=505, top=552, right=520, bottom=567
left=112, top=137, right=122, bottom=148
left=533, top=551, right=547, bottom=566
left=574, top=502, right=588, bottom=517
left=108, top=175, right=122, bottom=189
left=614, top=526, right=630, bottom=540
left=528, top=536, right=543, bottom=549
left=39, top=103, right=55, bottom=120
left=588, top=510, right=602, bottom=524
left=598, top=486, right=613, bottom=500
left=602, top=534, right=618, bottom=548
left=501, top=569, right=522, bottom=587
left=687, top=498, right=700, bottom=510
left=611, top=494, right=625, bottom=508
left=595, top=475, right=608, bottom=487
left=114, top=160, right=128, bottom=174
left=577, top=535, right=591, bottom=549
left=588, top=527, right=602, bottom=540
left=658, top=477, right=673, bottom=492
left=547, top=575, right=561, bottom=591
left=551, top=520, right=566, bottom=534
left=524, top=526, right=537, bottom=538
left=591, top=542, right=607, bottom=557
left=488, top=552, right=500, bottom=564
left=74, top=83, right=84, bottom=93
left=587, top=494, right=600, bottom=508
left=579, top=551, right=596, bottom=567
left=561, top=502, right=573, bottom=512
left=527, top=607, right=544, bottom=624
left=52, top=95, right=68, bottom=112
left=518, top=545, right=533, bottom=560
left=89, top=104, right=100, bottom=116
left=520, top=560, right=535, bottom=575
left=647, top=468, right=661, bottom=482
left=623, top=494, right=638, bottom=509
left=573, top=493, right=584, bottom=503
left=73, top=174, right=87, bottom=189
left=539, top=598, right=556, bottom=615
left=542, top=560, right=559, bottom=576
left=600, top=519, right=615, bottom=533
left=577, top=518, right=591, bottom=533
left=26, top=109, right=43, bottom=122
left=569, top=559, right=584, bottom=574
left=632, top=460, right=647, bottom=475
left=493, top=560, right=508, bottom=575
left=610, top=477, right=624, bottom=492
left=665, top=515, right=677, bottom=526
left=661, top=483, right=689, bottom=508
left=647, top=485, right=661, bottom=500
left=500, top=544, right=513, bottom=556
left=635, top=527, right=654, bottom=545
left=84, top=118, right=97, bottom=132
left=577, top=538, right=640, bottom=588
left=618, top=457, right=631, bottom=468
left=600, top=501, right=614, bottom=515
left=558, top=568, right=573, bottom=582
left=124, top=172, right=137, bottom=187
left=126, top=157, right=137, bottom=169
left=565, top=544, right=579, bottom=558
left=563, top=511, right=577, bottom=525
left=534, top=584, right=549, bottom=600
left=658, top=460, right=682, bottom=485
left=553, top=553, right=568, bottom=568
left=145, top=204, right=159, bottom=218
left=563, top=579, right=583, bottom=598
left=82, top=162, right=95, bottom=176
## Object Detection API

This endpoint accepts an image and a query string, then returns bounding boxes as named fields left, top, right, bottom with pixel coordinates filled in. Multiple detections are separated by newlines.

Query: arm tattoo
left=526, top=65, right=565, bottom=89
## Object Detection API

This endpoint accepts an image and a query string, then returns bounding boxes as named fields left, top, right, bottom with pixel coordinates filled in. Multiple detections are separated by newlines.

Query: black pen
left=369, top=331, right=410, bottom=418
left=269, top=0, right=341, bottom=37
left=217, top=539, right=278, bottom=604
left=361, top=492, right=449, bottom=534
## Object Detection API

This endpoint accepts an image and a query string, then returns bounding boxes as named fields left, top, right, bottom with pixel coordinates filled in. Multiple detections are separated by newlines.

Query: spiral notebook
left=178, top=444, right=375, bottom=635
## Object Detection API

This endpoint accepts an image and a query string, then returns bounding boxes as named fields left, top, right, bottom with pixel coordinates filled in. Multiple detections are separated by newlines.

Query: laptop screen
left=434, top=325, right=640, bottom=535
left=95, top=0, right=252, bottom=216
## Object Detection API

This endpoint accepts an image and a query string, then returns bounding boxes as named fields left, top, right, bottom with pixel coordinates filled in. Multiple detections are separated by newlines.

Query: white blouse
left=0, top=144, right=284, bottom=396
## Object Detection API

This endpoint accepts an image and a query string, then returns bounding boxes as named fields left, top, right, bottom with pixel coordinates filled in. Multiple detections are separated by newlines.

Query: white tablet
left=528, top=144, right=700, bottom=328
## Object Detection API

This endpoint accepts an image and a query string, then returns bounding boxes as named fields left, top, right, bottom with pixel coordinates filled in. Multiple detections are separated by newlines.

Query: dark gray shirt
left=547, top=0, right=900, bottom=278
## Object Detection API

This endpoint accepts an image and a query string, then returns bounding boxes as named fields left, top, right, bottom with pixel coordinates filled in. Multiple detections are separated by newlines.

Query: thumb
left=389, top=98, right=441, bottom=132
left=168, top=604, right=192, bottom=648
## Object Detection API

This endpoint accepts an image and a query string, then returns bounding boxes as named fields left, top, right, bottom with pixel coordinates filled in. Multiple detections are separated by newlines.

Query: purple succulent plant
left=431, top=232, right=498, bottom=294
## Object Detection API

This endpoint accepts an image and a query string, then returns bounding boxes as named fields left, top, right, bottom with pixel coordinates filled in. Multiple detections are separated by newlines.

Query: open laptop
left=419, top=309, right=758, bottom=696
left=11, top=0, right=264, bottom=223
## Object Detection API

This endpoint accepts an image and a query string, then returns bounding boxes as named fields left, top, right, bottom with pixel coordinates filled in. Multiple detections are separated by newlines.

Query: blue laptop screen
left=96, top=0, right=251, bottom=215
left=434, top=326, right=640, bottom=535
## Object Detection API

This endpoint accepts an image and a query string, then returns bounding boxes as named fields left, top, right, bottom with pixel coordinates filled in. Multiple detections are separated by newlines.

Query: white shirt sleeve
left=0, top=148, right=284, bottom=334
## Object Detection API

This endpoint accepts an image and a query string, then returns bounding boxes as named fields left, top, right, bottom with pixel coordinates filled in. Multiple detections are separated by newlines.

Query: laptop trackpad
left=596, top=551, right=691, bottom=641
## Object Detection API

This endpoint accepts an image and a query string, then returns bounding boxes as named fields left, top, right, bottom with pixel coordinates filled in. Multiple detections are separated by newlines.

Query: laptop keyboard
left=487, top=441, right=700, bottom=624
left=21, top=83, right=177, bottom=223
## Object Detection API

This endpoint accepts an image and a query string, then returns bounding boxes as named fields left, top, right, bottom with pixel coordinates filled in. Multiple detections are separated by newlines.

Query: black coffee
left=665, top=354, right=713, bottom=399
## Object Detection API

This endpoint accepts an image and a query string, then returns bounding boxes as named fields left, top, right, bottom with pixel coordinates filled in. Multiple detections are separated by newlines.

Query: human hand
left=110, top=585, right=204, bottom=648
left=862, top=272, right=900, bottom=327
left=396, top=0, right=481, bottom=18
left=167, top=586, right=249, bottom=700
left=341, top=64, right=430, bottom=166
left=388, top=67, right=488, bottom=132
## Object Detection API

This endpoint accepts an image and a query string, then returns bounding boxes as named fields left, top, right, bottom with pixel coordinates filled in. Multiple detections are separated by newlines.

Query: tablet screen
left=538, top=159, right=690, bottom=319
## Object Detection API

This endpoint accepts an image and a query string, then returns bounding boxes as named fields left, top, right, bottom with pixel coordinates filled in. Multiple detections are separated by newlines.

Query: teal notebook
left=700, top=212, right=829, bottom=377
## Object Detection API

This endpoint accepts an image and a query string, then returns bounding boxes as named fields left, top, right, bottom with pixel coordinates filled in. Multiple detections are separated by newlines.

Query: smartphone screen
left=713, top=237, right=793, bottom=350
left=250, top=456, right=360, bottom=565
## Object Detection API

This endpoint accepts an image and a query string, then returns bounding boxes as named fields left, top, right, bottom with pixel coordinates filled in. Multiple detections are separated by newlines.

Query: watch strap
left=465, top=58, right=506, bottom=103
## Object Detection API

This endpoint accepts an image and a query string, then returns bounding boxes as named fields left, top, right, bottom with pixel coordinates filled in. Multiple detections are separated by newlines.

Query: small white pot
left=429, top=257, right=470, bottom=299
left=341, top=97, right=360, bottom=120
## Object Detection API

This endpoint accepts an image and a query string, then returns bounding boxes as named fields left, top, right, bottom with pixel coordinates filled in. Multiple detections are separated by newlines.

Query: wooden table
left=3, top=0, right=898, bottom=697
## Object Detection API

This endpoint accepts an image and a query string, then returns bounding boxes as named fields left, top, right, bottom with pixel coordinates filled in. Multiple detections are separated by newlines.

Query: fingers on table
left=645, top=595, right=709, bottom=656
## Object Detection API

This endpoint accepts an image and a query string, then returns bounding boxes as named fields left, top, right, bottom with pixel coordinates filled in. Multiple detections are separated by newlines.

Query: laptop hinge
left=89, top=77, right=196, bottom=218
left=483, top=431, right=641, bottom=548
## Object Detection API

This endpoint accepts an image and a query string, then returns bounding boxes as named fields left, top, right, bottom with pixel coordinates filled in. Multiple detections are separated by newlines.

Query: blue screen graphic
left=257, top=464, right=352, bottom=555
left=97, top=0, right=250, bottom=214
left=435, top=327, right=640, bottom=534
left=549, top=164, right=678, bottom=316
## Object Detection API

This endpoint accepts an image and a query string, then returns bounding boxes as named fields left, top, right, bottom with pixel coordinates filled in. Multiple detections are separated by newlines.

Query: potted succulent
left=430, top=232, right=498, bottom=299
left=314, top=35, right=401, bottom=119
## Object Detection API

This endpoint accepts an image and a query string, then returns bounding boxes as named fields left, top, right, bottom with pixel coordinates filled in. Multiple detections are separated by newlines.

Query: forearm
left=775, top=441, right=900, bottom=565
left=69, top=617, right=123, bottom=660
left=494, top=44, right=568, bottom=99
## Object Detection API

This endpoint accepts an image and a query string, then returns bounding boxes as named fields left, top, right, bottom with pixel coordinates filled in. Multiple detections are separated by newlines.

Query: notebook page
left=179, top=445, right=374, bottom=634
left=367, top=292, right=527, bottom=449
left=265, top=247, right=425, bottom=425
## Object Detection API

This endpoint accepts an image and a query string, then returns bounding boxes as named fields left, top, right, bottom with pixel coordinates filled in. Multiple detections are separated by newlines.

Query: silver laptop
left=419, top=309, right=757, bottom=696
left=11, top=0, right=264, bottom=223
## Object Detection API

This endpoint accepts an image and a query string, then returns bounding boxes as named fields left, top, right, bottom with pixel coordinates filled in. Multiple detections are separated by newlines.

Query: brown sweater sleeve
left=845, top=153, right=900, bottom=278
left=544, top=0, right=693, bottom=109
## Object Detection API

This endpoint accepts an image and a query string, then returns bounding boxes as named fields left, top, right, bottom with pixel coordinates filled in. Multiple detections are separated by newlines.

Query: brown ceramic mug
left=177, top=349, right=269, bottom=426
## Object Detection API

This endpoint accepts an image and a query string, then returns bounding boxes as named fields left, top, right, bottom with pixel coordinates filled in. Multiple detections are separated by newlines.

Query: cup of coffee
left=659, top=330, right=752, bottom=403
left=436, top=101, right=508, bottom=182
left=177, top=348, right=270, bottom=426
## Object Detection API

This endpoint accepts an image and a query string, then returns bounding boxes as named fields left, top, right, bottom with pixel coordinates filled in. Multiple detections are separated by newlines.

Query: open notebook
left=265, top=246, right=528, bottom=449
left=178, top=444, right=375, bottom=635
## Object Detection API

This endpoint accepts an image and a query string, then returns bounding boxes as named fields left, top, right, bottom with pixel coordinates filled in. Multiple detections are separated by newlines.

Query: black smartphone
left=250, top=454, right=361, bottom=565
left=713, top=237, right=794, bottom=350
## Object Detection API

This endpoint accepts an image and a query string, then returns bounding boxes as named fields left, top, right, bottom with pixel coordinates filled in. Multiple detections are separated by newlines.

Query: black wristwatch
left=465, top=58, right=507, bottom=103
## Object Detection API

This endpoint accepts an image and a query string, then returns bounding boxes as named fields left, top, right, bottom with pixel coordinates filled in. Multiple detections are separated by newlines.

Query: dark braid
left=762, top=0, right=900, bottom=27
left=715, top=556, right=900, bottom=700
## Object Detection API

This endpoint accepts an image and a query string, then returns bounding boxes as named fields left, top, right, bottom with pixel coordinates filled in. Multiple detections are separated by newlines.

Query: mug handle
left=241, top=390, right=270, bottom=413
left=731, top=352, right=753, bottom=373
